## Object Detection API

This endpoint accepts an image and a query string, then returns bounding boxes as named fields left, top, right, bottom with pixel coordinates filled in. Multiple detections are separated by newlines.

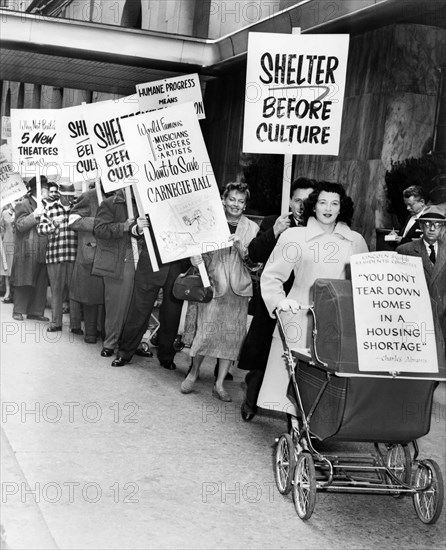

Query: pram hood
left=310, top=279, right=446, bottom=381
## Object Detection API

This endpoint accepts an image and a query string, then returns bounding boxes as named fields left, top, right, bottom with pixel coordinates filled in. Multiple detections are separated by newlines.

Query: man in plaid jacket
left=37, top=183, right=80, bottom=332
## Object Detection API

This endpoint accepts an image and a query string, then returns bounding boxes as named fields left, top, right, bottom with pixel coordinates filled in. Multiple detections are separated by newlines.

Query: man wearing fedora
left=396, top=205, right=446, bottom=352
left=37, top=182, right=80, bottom=332
left=11, top=176, right=50, bottom=322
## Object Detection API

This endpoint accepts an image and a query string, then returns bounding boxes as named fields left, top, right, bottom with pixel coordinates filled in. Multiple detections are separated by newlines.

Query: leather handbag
left=172, top=267, right=213, bottom=303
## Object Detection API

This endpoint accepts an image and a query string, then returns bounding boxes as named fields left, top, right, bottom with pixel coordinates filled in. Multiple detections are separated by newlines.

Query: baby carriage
left=139, top=289, right=185, bottom=353
left=274, top=278, right=445, bottom=524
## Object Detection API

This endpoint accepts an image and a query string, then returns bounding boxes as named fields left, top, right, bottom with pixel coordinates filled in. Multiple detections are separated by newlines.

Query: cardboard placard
left=120, top=102, right=230, bottom=264
left=82, top=94, right=140, bottom=193
left=10, top=108, right=65, bottom=180
left=58, top=104, right=99, bottom=184
left=2, top=116, right=11, bottom=140
left=0, top=145, right=27, bottom=206
left=351, top=252, right=438, bottom=373
left=136, top=74, right=205, bottom=120
left=243, top=32, right=349, bottom=155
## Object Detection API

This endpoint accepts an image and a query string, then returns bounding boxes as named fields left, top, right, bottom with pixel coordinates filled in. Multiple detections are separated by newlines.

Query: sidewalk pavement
left=1, top=300, right=445, bottom=550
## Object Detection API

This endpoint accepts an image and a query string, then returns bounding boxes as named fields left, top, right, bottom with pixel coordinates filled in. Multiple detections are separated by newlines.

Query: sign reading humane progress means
left=83, top=95, right=140, bottom=193
left=10, top=109, right=65, bottom=179
left=243, top=32, right=349, bottom=155
left=120, top=102, right=230, bottom=264
left=351, top=252, right=438, bottom=373
left=136, top=74, right=205, bottom=120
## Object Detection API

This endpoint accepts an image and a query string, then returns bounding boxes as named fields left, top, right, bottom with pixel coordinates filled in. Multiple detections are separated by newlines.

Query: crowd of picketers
left=1, top=176, right=445, bottom=417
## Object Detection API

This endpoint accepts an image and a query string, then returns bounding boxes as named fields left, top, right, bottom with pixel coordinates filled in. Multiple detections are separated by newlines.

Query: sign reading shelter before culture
left=351, top=252, right=438, bottom=373
left=58, top=103, right=100, bottom=184
left=120, top=102, right=230, bottom=264
left=136, top=74, right=205, bottom=120
left=83, top=94, right=140, bottom=193
left=243, top=32, right=349, bottom=155
left=10, top=108, right=65, bottom=180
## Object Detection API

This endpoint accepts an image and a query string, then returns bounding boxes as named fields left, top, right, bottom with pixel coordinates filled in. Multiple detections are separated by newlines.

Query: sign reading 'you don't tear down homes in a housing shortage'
left=351, top=252, right=439, bottom=374
left=243, top=32, right=349, bottom=155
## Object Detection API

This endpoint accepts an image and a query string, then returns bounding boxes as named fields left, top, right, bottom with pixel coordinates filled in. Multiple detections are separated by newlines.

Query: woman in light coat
left=1, top=203, right=15, bottom=302
left=181, top=182, right=259, bottom=402
left=257, top=181, right=369, bottom=415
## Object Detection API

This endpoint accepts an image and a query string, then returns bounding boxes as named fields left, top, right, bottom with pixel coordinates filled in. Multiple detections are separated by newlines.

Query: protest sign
left=58, top=103, right=99, bottom=184
left=136, top=74, right=205, bottom=120
left=351, top=252, right=438, bottom=374
left=10, top=108, right=65, bottom=180
left=0, top=146, right=27, bottom=206
left=2, top=116, right=11, bottom=140
left=120, top=102, right=230, bottom=264
left=83, top=94, right=140, bottom=193
left=243, top=32, right=349, bottom=155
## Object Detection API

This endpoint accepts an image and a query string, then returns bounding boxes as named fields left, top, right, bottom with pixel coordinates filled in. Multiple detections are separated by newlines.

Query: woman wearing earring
left=181, top=182, right=259, bottom=402
left=257, top=181, right=369, bottom=415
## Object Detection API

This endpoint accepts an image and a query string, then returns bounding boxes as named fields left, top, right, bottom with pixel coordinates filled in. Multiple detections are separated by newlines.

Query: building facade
left=1, top=0, right=445, bottom=247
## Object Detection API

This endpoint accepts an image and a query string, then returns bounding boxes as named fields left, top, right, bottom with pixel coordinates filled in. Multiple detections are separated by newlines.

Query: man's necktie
left=429, top=244, right=436, bottom=264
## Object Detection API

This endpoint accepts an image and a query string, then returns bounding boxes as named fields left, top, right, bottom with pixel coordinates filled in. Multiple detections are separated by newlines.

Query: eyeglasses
left=419, top=221, right=445, bottom=229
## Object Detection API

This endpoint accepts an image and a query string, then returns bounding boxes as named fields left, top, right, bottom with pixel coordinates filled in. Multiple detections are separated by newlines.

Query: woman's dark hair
left=303, top=181, right=354, bottom=226
left=221, top=181, right=250, bottom=202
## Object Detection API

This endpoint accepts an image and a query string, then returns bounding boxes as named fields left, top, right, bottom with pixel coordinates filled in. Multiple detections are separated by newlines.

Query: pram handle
left=275, top=302, right=312, bottom=313
left=274, top=307, right=329, bottom=369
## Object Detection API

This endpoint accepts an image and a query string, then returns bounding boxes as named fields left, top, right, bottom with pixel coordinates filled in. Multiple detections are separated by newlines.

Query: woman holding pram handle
left=257, top=181, right=369, bottom=416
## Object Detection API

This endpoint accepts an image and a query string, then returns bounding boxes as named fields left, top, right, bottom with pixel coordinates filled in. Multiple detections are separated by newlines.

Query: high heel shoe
left=180, top=376, right=196, bottom=394
left=212, top=385, right=232, bottom=402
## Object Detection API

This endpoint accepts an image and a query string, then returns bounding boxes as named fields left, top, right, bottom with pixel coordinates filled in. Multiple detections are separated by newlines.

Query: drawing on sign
left=120, top=102, right=230, bottom=264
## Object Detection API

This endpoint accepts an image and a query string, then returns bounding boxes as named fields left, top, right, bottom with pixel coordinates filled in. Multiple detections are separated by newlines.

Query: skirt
left=256, top=336, right=298, bottom=416
left=0, top=236, right=14, bottom=277
left=189, top=288, right=249, bottom=361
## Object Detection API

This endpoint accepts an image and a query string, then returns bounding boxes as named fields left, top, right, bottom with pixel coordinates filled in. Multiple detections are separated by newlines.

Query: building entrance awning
left=1, top=1, right=445, bottom=95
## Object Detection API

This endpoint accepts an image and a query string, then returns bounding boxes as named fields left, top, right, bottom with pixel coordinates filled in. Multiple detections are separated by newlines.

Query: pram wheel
left=413, top=459, right=444, bottom=524
left=173, top=335, right=185, bottom=352
left=274, top=433, right=295, bottom=495
left=292, top=452, right=316, bottom=520
left=140, top=342, right=151, bottom=353
left=150, top=332, right=159, bottom=347
left=386, top=444, right=412, bottom=498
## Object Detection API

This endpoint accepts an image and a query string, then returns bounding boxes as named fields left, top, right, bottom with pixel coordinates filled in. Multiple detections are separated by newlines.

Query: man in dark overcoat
left=68, top=186, right=104, bottom=343
left=92, top=189, right=138, bottom=357
left=110, top=215, right=185, bottom=370
left=238, top=177, right=316, bottom=420
left=11, top=177, right=50, bottom=321
left=396, top=205, right=446, bottom=354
